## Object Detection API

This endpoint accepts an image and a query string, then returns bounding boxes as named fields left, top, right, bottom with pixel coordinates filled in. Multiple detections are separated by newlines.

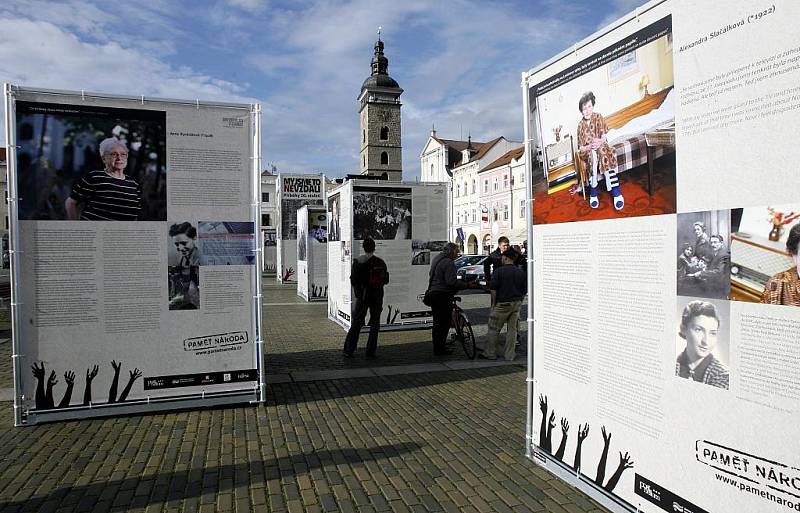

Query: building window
left=472, top=209, right=476, bottom=222
left=381, top=152, right=388, bottom=165
left=363, top=155, right=365, bottom=167
left=363, top=129, right=365, bottom=143
left=493, top=208, right=498, bottom=221
left=503, top=174, right=509, bottom=189
left=456, top=212, right=460, bottom=224
left=261, top=214, right=271, bottom=226
left=471, top=179, right=476, bottom=194
left=493, top=178, right=498, bottom=191
left=430, top=164, right=434, bottom=178
left=520, top=172, right=525, bottom=183
left=456, top=183, right=460, bottom=197
left=519, top=199, right=525, bottom=218
left=503, top=204, right=509, bottom=221
left=261, top=192, right=270, bottom=202
left=483, top=180, right=488, bottom=193
left=380, top=126, right=389, bottom=140
left=463, top=182, right=468, bottom=196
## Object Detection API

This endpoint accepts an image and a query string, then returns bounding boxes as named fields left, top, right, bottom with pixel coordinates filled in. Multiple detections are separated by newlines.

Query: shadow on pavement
left=0, top=442, right=423, bottom=512
left=266, top=365, right=524, bottom=406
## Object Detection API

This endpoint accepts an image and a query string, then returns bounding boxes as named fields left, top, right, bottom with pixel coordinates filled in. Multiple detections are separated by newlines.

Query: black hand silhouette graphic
left=108, top=360, right=122, bottom=403
left=118, top=368, right=142, bottom=402
left=538, top=394, right=548, bottom=449
left=31, top=362, right=46, bottom=409
left=573, top=423, right=590, bottom=472
left=44, top=370, right=58, bottom=409
left=604, top=451, right=634, bottom=492
left=594, top=426, right=612, bottom=486
left=58, top=370, right=75, bottom=408
left=554, top=418, right=569, bottom=461
left=83, top=364, right=99, bottom=406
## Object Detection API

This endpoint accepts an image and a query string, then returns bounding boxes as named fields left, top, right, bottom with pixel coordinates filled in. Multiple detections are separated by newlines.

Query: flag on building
left=481, top=206, right=488, bottom=223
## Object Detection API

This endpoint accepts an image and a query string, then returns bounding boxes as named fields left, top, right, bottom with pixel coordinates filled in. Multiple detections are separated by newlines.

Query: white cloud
left=0, top=18, right=252, bottom=144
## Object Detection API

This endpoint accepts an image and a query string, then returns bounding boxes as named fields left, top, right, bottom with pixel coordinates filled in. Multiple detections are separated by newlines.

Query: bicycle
left=448, top=296, right=476, bottom=359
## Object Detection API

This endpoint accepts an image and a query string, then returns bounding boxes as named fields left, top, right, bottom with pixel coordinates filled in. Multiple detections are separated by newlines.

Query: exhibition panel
left=5, top=86, right=264, bottom=424
left=327, top=180, right=448, bottom=330
left=523, top=1, right=800, bottom=511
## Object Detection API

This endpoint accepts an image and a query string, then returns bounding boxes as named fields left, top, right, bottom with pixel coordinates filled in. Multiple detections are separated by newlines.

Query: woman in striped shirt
left=65, top=137, right=142, bottom=221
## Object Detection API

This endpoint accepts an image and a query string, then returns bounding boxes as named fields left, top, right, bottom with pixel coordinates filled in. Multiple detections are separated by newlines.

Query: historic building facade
left=359, top=37, right=403, bottom=181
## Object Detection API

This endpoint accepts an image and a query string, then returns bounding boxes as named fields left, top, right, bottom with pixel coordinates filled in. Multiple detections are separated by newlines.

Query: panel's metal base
left=527, top=447, right=639, bottom=513
left=21, top=387, right=259, bottom=425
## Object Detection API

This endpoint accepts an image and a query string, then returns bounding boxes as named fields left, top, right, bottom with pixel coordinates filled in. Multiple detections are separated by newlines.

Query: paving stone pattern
left=0, top=278, right=605, bottom=512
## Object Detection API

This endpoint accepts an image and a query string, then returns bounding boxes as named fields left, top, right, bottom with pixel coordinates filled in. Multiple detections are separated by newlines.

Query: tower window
left=380, top=126, right=389, bottom=140
left=363, top=129, right=365, bottom=143
left=381, top=152, right=388, bottom=165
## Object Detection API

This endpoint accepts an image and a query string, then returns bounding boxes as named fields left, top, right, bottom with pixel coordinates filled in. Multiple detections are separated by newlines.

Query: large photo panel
left=530, top=14, right=675, bottom=226
left=9, top=88, right=260, bottom=422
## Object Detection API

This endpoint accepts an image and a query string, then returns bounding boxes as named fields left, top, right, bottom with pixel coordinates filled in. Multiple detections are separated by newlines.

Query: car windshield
left=454, top=255, right=485, bottom=268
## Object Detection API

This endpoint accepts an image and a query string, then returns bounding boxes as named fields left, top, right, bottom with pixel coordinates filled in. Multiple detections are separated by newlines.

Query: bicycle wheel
left=456, top=314, right=477, bottom=359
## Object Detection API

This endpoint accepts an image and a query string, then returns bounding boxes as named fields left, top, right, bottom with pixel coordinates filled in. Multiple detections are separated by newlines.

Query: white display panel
left=296, top=205, right=328, bottom=301
left=523, top=1, right=800, bottom=512
left=6, top=86, right=263, bottom=424
left=327, top=180, right=448, bottom=329
left=276, top=174, right=324, bottom=283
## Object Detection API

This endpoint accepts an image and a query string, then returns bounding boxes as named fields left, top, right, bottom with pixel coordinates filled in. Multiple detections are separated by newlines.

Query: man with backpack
left=343, top=237, right=389, bottom=358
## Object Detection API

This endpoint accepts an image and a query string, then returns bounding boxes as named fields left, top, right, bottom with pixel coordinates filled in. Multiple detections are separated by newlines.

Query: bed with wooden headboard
left=575, top=86, right=675, bottom=187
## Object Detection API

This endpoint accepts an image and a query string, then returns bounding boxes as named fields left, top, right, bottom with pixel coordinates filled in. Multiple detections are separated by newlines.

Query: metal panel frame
left=4, top=84, right=265, bottom=425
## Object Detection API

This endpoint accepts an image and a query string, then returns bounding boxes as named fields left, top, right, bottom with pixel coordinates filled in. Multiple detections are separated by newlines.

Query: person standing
left=427, top=242, right=469, bottom=356
left=343, top=238, right=388, bottom=358
left=484, top=249, right=527, bottom=361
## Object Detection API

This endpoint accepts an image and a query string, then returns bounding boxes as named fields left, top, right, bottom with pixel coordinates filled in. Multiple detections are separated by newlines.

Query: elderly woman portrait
left=761, top=223, right=800, bottom=307
left=675, top=300, right=729, bottom=389
left=65, top=137, right=142, bottom=221
left=577, top=92, right=624, bottom=211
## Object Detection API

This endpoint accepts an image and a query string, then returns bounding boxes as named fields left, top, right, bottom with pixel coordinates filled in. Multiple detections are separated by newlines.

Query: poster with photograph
left=276, top=174, right=324, bottom=283
left=525, top=1, right=800, bottom=512
left=262, top=228, right=277, bottom=274
left=529, top=14, right=676, bottom=225
left=8, top=88, right=261, bottom=423
left=676, top=211, right=730, bottom=300
left=730, top=203, right=800, bottom=308
left=297, top=206, right=328, bottom=301
left=327, top=181, right=447, bottom=329
left=14, top=101, right=167, bottom=222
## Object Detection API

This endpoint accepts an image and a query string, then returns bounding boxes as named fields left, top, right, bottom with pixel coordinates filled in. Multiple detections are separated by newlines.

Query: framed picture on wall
left=608, top=51, right=638, bottom=82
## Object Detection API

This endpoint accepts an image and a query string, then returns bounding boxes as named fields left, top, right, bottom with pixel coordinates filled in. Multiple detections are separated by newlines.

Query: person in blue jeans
left=484, top=248, right=527, bottom=360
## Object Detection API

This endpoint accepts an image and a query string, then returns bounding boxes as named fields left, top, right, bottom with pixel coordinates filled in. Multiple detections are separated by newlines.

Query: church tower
left=359, top=33, right=403, bottom=181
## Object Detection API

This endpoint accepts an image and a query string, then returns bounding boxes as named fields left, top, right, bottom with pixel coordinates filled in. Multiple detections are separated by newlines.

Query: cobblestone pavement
left=263, top=281, right=527, bottom=375
left=0, top=278, right=606, bottom=513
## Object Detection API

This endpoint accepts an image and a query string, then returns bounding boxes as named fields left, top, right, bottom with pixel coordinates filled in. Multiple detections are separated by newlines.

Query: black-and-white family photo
left=677, top=211, right=730, bottom=300
left=353, top=187, right=412, bottom=240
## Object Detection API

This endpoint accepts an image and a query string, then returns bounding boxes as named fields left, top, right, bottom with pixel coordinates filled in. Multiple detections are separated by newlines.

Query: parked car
left=453, top=255, right=487, bottom=270
left=456, top=255, right=489, bottom=287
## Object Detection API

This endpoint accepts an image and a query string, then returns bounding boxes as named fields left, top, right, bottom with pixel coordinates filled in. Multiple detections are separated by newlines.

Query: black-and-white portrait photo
left=677, top=211, right=730, bottom=300
left=675, top=297, right=730, bottom=390
left=168, top=222, right=200, bottom=267
left=353, top=187, right=412, bottom=240
left=328, top=194, right=341, bottom=242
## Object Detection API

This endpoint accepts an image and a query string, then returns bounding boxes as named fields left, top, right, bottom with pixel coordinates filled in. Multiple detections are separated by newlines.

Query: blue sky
left=0, top=0, right=643, bottom=179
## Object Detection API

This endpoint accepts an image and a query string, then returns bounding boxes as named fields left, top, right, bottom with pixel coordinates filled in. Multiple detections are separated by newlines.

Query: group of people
left=341, top=235, right=527, bottom=361
left=677, top=221, right=729, bottom=297
left=353, top=195, right=411, bottom=240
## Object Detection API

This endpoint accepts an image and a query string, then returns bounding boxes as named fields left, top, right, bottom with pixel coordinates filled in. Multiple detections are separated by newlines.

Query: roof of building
left=479, top=146, right=525, bottom=173
left=362, top=37, right=401, bottom=91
